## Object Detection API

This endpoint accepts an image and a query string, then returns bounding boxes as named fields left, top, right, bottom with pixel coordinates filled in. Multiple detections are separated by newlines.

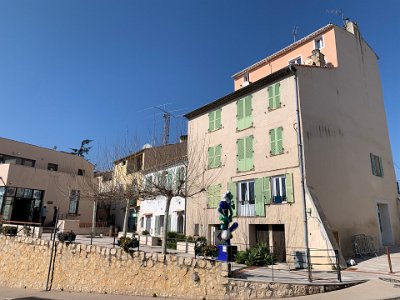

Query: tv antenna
left=326, top=9, right=346, bottom=26
left=292, top=26, right=299, bottom=43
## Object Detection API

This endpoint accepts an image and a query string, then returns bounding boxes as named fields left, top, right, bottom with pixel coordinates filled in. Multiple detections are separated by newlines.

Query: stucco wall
left=297, top=26, right=399, bottom=257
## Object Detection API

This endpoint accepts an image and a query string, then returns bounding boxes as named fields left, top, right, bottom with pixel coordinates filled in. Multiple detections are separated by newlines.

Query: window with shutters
left=236, top=95, right=253, bottom=131
left=207, top=184, right=221, bottom=208
left=237, top=180, right=255, bottom=216
left=208, top=108, right=222, bottom=132
left=271, top=174, right=294, bottom=204
left=68, top=190, right=80, bottom=214
left=269, top=127, right=284, bottom=155
left=370, top=153, right=383, bottom=177
left=268, top=83, right=281, bottom=111
left=237, top=136, right=254, bottom=172
left=208, top=145, right=222, bottom=169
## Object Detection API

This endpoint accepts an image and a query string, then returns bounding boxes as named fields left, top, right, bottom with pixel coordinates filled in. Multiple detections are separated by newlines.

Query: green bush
left=194, top=237, right=207, bottom=255
left=186, top=235, right=195, bottom=242
left=118, top=237, right=139, bottom=252
left=57, top=231, right=76, bottom=243
left=1, top=226, right=17, bottom=236
left=141, top=230, right=149, bottom=235
left=166, top=232, right=186, bottom=249
left=235, top=243, right=274, bottom=266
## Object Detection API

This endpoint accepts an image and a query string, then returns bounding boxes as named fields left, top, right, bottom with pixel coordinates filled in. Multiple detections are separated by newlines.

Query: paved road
left=0, top=287, right=176, bottom=300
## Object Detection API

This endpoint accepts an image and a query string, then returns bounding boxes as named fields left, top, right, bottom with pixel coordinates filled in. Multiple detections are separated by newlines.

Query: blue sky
left=0, top=0, right=399, bottom=178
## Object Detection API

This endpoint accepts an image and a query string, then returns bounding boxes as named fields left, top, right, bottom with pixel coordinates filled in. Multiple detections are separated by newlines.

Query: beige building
left=185, top=21, right=399, bottom=266
left=0, top=137, right=94, bottom=227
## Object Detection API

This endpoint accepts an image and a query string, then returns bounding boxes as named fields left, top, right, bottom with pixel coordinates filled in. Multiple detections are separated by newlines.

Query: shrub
left=118, top=237, right=139, bottom=252
left=235, top=243, right=274, bottom=266
left=167, top=231, right=186, bottom=249
left=194, top=237, right=207, bottom=255
left=141, top=230, right=149, bottom=236
left=186, top=235, right=195, bottom=242
left=1, top=226, right=17, bottom=236
left=57, top=231, right=76, bottom=243
left=200, top=244, right=218, bottom=257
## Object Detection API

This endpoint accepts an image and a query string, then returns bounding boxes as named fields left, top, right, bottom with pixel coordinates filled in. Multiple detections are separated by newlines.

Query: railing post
left=386, top=246, right=394, bottom=273
left=335, top=250, right=342, bottom=282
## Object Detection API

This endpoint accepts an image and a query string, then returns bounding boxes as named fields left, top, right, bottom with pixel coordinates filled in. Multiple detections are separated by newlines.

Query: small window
left=238, top=180, right=255, bottom=205
left=314, top=37, right=324, bottom=49
left=68, top=190, right=80, bottom=214
left=272, top=175, right=286, bottom=203
left=122, top=160, right=126, bottom=166
left=289, top=57, right=302, bottom=65
left=78, top=169, right=85, bottom=176
left=208, top=109, right=222, bottom=132
left=48, top=163, right=58, bottom=171
left=270, top=127, right=284, bottom=155
left=370, top=153, right=383, bottom=177
left=194, top=224, right=200, bottom=236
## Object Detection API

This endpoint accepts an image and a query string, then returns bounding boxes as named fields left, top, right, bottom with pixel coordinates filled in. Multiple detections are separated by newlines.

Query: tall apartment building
left=0, top=137, right=94, bottom=226
left=185, top=21, right=398, bottom=265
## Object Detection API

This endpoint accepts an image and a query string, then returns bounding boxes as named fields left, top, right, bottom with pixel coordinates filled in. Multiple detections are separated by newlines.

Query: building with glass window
left=0, top=137, right=94, bottom=226
left=185, top=21, right=399, bottom=267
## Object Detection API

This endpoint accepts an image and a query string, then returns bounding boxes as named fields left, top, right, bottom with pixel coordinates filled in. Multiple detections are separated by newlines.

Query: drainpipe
left=289, top=65, right=312, bottom=282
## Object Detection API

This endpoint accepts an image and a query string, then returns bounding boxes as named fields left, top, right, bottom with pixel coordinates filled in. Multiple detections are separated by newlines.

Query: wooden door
left=272, top=224, right=286, bottom=262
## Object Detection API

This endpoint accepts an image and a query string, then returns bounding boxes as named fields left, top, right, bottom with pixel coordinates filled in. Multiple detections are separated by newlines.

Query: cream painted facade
left=0, top=137, right=94, bottom=226
left=185, top=22, right=399, bottom=266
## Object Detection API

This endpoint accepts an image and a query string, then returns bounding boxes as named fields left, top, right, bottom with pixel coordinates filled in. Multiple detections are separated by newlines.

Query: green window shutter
left=245, top=136, right=254, bottom=171
left=215, top=109, right=222, bottom=129
left=208, top=147, right=215, bottom=168
left=237, top=99, right=244, bottom=130
left=274, top=83, right=281, bottom=109
left=167, top=170, right=173, bottom=189
left=262, top=177, right=271, bottom=204
left=268, top=87, right=273, bottom=110
left=207, top=184, right=221, bottom=208
left=286, top=173, right=294, bottom=203
left=270, top=129, right=277, bottom=155
left=254, top=178, right=265, bottom=216
left=244, top=95, right=253, bottom=129
left=208, top=111, right=215, bottom=131
left=215, top=144, right=222, bottom=167
left=237, top=138, right=245, bottom=172
left=276, top=127, right=284, bottom=154
left=227, top=182, right=237, bottom=217
left=370, top=153, right=376, bottom=175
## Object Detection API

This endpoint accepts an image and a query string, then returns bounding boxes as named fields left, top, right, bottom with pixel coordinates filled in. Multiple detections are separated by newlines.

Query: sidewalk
left=0, top=286, right=175, bottom=300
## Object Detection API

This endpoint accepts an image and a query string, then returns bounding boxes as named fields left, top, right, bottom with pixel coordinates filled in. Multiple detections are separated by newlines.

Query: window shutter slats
left=275, top=83, right=281, bottom=108
left=215, top=108, right=222, bottom=129
left=270, top=129, right=276, bottom=155
left=228, top=182, right=237, bottom=217
left=208, top=147, right=214, bottom=168
left=285, top=173, right=294, bottom=203
left=277, top=127, right=284, bottom=154
left=215, top=144, right=222, bottom=167
left=208, top=111, right=214, bottom=131
left=245, top=136, right=254, bottom=171
left=268, top=87, right=273, bottom=110
left=263, top=177, right=271, bottom=204
left=254, top=178, right=265, bottom=216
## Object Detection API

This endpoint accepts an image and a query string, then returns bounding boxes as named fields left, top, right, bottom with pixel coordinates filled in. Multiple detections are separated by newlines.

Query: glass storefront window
left=5, top=187, right=16, bottom=197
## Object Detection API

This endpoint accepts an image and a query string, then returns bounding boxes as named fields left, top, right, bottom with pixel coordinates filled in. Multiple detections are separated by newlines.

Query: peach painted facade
left=233, top=24, right=338, bottom=91
left=185, top=22, right=399, bottom=268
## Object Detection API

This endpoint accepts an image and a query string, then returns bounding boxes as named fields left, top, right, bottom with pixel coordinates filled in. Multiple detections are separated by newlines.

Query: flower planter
left=147, top=236, right=161, bottom=247
left=139, top=235, right=148, bottom=245
left=176, top=241, right=187, bottom=253
left=187, top=242, right=196, bottom=255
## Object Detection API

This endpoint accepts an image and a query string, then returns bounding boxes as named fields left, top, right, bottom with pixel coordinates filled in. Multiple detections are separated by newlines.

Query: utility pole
left=163, top=111, right=171, bottom=145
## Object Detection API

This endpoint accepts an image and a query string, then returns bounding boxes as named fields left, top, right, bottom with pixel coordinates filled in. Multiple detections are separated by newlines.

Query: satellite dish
left=142, top=143, right=152, bottom=149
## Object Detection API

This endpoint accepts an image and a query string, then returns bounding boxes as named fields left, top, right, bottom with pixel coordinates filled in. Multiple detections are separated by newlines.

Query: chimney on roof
left=344, top=19, right=360, bottom=39
left=179, top=135, right=188, bottom=143
left=308, top=49, right=326, bottom=67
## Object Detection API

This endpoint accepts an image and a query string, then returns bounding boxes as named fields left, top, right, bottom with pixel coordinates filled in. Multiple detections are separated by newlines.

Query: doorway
left=272, top=224, right=286, bottom=262
left=255, top=224, right=269, bottom=246
left=377, top=203, right=393, bottom=246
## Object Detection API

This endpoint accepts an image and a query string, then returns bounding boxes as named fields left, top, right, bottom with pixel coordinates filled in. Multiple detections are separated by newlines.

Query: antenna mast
left=292, top=26, right=299, bottom=43
left=162, top=111, right=171, bottom=145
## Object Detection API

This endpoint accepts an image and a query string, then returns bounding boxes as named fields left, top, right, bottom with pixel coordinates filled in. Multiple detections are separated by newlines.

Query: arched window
left=177, top=214, right=184, bottom=233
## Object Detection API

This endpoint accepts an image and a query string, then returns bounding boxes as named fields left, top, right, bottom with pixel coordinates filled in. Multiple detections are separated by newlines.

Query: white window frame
left=272, top=175, right=287, bottom=204
left=288, top=55, right=302, bottom=65
left=237, top=180, right=255, bottom=216
left=314, top=36, right=324, bottom=50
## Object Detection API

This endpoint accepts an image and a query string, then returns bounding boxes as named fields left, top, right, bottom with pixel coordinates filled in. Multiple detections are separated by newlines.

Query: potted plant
left=1, top=226, right=17, bottom=236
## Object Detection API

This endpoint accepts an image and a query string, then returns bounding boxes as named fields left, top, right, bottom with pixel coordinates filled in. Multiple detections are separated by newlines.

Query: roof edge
left=185, top=66, right=294, bottom=120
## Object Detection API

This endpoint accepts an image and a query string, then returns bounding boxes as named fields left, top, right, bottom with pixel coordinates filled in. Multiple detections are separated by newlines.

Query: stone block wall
left=0, top=236, right=358, bottom=299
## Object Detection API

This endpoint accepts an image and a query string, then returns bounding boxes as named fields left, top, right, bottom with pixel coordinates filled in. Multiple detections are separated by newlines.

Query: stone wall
left=0, top=236, right=357, bottom=299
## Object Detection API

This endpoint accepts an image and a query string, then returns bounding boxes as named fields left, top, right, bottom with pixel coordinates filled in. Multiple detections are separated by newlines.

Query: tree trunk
left=122, top=198, right=130, bottom=237
left=161, top=195, right=172, bottom=255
